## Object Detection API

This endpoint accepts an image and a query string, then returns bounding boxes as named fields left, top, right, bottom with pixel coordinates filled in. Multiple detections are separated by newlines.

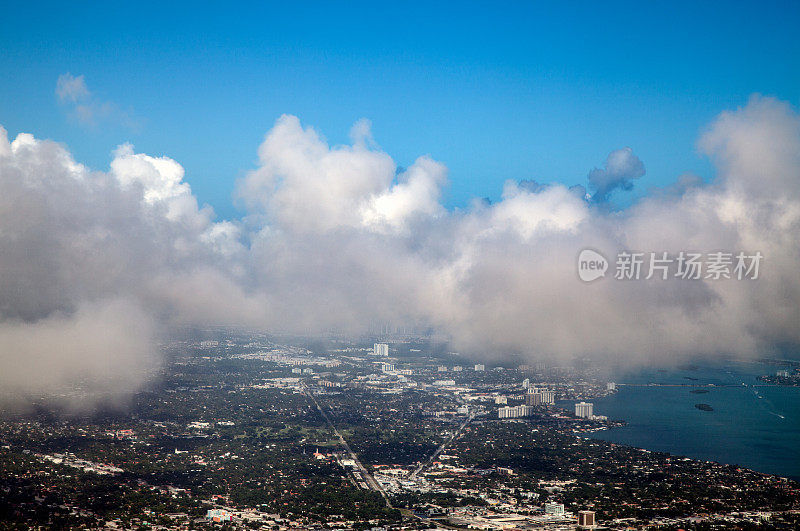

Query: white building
left=498, top=405, right=534, bottom=419
left=540, top=389, right=555, bottom=404
left=575, top=401, right=594, bottom=418
left=474, top=364, right=485, bottom=371
left=452, top=365, right=463, bottom=372
left=373, top=343, right=389, bottom=356
left=433, top=379, right=456, bottom=386
left=495, top=396, right=508, bottom=405
left=381, top=363, right=395, bottom=373
left=606, top=382, right=617, bottom=391
left=545, top=502, right=565, bottom=516
left=206, top=509, right=233, bottom=522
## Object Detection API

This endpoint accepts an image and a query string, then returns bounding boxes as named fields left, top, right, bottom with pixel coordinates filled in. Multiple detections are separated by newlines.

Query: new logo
left=578, top=249, right=608, bottom=282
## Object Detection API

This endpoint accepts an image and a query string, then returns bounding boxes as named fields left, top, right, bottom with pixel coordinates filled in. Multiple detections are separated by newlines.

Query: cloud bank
left=1, top=95, right=799, bottom=404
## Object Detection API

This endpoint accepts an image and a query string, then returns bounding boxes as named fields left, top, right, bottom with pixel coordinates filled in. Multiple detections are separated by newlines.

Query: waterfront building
left=575, top=401, right=594, bottom=418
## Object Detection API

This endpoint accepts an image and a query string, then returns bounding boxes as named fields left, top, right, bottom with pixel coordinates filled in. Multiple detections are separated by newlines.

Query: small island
left=695, top=403, right=714, bottom=411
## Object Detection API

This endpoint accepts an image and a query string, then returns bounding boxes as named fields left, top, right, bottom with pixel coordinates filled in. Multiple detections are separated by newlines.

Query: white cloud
left=361, top=156, right=447, bottom=232
left=238, top=114, right=396, bottom=232
left=55, top=73, right=139, bottom=130
left=588, top=146, right=646, bottom=202
left=2, top=95, right=800, bottom=406
left=56, top=73, right=90, bottom=103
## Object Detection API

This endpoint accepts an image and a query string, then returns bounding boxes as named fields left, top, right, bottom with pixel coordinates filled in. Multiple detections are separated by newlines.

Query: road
left=300, top=384, right=393, bottom=508
left=410, top=411, right=476, bottom=480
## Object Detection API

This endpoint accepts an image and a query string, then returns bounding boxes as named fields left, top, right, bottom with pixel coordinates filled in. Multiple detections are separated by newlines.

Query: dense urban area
left=1, top=331, right=798, bottom=530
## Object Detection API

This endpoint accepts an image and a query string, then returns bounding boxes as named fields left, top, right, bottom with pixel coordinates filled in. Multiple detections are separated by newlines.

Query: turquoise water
left=563, top=361, right=800, bottom=481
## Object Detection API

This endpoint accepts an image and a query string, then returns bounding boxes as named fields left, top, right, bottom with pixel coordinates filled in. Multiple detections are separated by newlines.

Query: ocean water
left=563, top=360, right=800, bottom=481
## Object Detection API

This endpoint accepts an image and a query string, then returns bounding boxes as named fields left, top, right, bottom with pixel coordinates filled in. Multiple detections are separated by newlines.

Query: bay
left=561, top=360, right=800, bottom=481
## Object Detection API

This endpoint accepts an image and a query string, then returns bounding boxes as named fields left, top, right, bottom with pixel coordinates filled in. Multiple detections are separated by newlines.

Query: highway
left=410, top=411, right=476, bottom=480
left=300, top=384, right=394, bottom=508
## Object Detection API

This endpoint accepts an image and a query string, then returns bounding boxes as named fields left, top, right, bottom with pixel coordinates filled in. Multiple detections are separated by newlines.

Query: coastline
left=560, top=360, right=800, bottom=482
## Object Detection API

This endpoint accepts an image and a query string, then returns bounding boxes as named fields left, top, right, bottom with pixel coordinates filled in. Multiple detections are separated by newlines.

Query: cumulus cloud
left=0, top=126, right=245, bottom=406
left=588, top=146, right=646, bottom=202
left=1, top=95, right=800, bottom=407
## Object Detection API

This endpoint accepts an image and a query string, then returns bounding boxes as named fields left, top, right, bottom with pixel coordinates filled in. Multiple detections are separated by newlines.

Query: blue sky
left=1, top=1, right=798, bottom=219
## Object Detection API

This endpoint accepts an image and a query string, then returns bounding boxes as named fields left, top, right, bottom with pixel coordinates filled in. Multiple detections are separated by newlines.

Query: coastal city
left=3, top=2, right=800, bottom=530
left=1, top=332, right=798, bottom=529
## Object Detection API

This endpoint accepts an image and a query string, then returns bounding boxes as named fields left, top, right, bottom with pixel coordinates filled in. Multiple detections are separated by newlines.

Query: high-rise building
left=578, top=510, right=596, bottom=527
left=525, top=392, right=543, bottom=406
left=606, top=382, right=616, bottom=391
left=452, top=365, right=463, bottom=372
left=525, top=386, right=555, bottom=405
left=381, top=363, right=395, bottom=373
left=544, top=502, right=565, bottom=516
left=498, top=405, right=534, bottom=418
left=437, top=365, right=448, bottom=372
left=474, top=363, right=485, bottom=371
left=522, top=378, right=530, bottom=388
left=540, top=389, right=555, bottom=404
left=575, top=401, right=594, bottom=418
left=373, top=343, right=389, bottom=356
